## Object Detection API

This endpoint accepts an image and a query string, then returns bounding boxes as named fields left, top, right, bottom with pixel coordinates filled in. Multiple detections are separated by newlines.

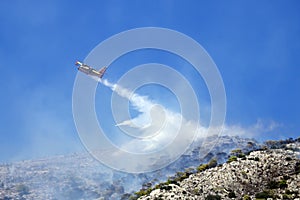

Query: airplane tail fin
left=98, top=67, right=107, bottom=78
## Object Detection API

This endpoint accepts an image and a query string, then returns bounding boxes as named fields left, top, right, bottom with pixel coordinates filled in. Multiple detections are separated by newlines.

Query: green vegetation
left=227, top=156, right=238, bottom=163
left=267, top=180, right=279, bottom=189
left=247, top=141, right=255, bottom=148
left=165, top=170, right=192, bottom=185
left=282, top=193, right=293, bottom=200
left=130, top=137, right=300, bottom=199
left=197, top=158, right=218, bottom=172
left=197, top=164, right=209, bottom=172
left=241, top=171, right=248, bottom=178
left=205, top=194, right=221, bottom=200
left=228, top=191, right=236, bottom=198
left=175, top=171, right=189, bottom=182
left=192, top=188, right=200, bottom=195
left=285, top=189, right=298, bottom=195
left=247, top=156, right=260, bottom=161
left=295, top=162, right=300, bottom=174
left=255, top=190, right=274, bottom=199
left=265, top=140, right=279, bottom=149
left=283, top=189, right=299, bottom=199
left=132, top=169, right=192, bottom=199
left=131, top=181, right=155, bottom=199
left=264, top=138, right=296, bottom=149
left=231, top=148, right=246, bottom=159
left=161, top=184, right=173, bottom=191
left=243, top=194, right=251, bottom=200
left=208, top=158, right=218, bottom=168
left=267, top=179, right=288, bottom=189
left=278, top=179, right=288, bottom=189
left=134, top=188, right=153, bottom=197
left=285, top=156, right=292, bottom=161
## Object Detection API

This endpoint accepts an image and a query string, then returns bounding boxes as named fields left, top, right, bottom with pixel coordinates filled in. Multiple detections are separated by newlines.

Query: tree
left=208, top=158, right=218, bottom=168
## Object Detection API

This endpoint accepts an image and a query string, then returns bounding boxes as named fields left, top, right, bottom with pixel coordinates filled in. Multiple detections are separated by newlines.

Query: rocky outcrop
left=138, top=142, right=300, bottom=200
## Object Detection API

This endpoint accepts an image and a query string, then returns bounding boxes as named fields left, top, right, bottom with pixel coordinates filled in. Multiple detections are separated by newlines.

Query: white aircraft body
left=75, top=61, right=107, bottom=79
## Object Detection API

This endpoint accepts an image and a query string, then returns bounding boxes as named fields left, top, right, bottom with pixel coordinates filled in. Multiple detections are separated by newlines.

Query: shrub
left=197, top=164, right=209, bottom=172
left=247, top=141, right=255, bottom=148
left=267, top=179, right=288, bottom=190
left=197, top=159, right=218, bottom=172
left=192, top=188, right=200, bottom=195
left=243, top=195, right=251, bottom=200
left=285, top=157, right=292, bottom=161
left=208, top=158, right=218, bottom=168
left=155, top=183, right=166, bottom=190
left=184, top=167, right=195, bottom=174
left=278, top=179, right=288, bottom=189
left=165, top=179, right=178, bottom=185
left=161, top=185, right=173, bottom=191
left=230, top=149, right=246, bottom=158
left=285, top=189, right=298, bottom=195
left=228, top=191, right=236, bottom=198
left=295, top=162, right=300, bottom=174
left=135, top=188, right=153, bottom=197
left=267, top=180, right=279, bottom=189
left=227, top=156, right=237, bottom=163
left=255, top=190, right=272, bottom=199
left=238, top=154, right=246, bottom=159
left=142, top=182, right=152, bottom=190
left=282, top=194, right=293, bottom=200
left=174, top=171, right=189, bottom=182
left=241, top=171, right=248, bottom=179
left=231, top=148, right=242, bottom=155
left=205, top=194, right=221, bottom=200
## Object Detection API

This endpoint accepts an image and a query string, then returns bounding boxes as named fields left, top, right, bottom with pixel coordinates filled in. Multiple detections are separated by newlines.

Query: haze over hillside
left=0, top=135, right=259, bottom=200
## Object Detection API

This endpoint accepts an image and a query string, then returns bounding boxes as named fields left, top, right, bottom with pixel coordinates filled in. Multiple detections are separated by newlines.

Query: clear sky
left=0, top=1, right=299, bottom=162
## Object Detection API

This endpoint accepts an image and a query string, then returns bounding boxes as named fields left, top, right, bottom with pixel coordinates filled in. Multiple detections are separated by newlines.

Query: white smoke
left=97, top=78, right=282, bottom=157
left=101, top=79, right=154, bottom=128
left=98, top=79, right=201, bottom=153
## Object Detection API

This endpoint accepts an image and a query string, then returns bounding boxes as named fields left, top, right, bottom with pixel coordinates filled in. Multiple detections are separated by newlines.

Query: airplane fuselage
left=78, top=65, right=101, bottom=77
left=75, top=61, right=107, bottom=79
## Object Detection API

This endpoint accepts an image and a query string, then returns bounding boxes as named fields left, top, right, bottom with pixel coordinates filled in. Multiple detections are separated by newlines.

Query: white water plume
left=98, top=78, right=197, bottom=153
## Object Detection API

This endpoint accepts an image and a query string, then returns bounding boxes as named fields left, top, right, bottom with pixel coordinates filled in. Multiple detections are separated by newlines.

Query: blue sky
left=0, top=1, right=299, bottom=162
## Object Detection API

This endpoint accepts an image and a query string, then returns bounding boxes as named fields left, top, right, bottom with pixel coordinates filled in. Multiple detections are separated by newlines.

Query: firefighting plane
left=75, top=61, right=107, bottom=79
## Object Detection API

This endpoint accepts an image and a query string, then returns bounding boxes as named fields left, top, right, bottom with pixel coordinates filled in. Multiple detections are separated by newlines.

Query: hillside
left=1, top=136, right=299, bottom=199
left=0, top=135, right=258, bottom=200
left=136, top=140, right=300, bottom=200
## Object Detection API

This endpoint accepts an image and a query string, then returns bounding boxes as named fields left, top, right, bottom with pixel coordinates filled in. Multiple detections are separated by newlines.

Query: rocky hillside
left=0, top=136, right=259, bottom=200
left=137, top=140, right=300, bottom=200
left=1, top=136, right=298, bottom=200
